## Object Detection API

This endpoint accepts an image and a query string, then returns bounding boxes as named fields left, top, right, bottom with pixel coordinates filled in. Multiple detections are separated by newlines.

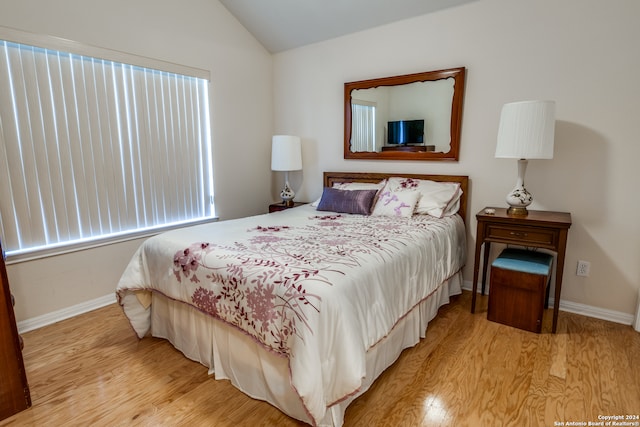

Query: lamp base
left=505, top=185, right=532, bottom=216
left=507, top=206, right=529, bottom=216
left=505, top=159, right=533, bottom=216
left=280, top=179, right=295, bottom=207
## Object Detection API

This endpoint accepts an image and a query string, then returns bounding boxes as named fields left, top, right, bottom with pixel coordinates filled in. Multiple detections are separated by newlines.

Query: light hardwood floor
left=2, top=291, right=639, bottom=426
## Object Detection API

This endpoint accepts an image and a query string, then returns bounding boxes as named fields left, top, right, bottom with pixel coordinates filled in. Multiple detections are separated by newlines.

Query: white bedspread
left=116, top=204, right=466, bottom=425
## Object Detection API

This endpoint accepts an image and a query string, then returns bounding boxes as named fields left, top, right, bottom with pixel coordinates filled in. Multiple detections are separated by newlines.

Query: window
left=0, top=32, right=214, bottom=261
left=350, top=100, right=376, bottom=152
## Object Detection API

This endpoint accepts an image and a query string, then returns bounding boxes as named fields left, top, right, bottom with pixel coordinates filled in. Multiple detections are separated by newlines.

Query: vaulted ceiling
left=219, top=0, right=478, bottom=53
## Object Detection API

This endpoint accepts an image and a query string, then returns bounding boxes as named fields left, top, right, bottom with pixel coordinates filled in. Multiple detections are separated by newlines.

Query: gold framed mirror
left=344, top=67, right=465, bottom=161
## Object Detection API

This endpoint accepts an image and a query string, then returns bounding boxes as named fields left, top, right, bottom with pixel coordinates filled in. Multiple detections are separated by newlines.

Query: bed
left=116, top=171, right=469, bottom=426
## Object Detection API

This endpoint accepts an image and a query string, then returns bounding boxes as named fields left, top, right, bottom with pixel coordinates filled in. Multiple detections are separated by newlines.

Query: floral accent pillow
left=316, top=187, right=379, bottom=215
left=371, top=189, right=420, bottom=218
left=385, top=177, right=462, bottom=217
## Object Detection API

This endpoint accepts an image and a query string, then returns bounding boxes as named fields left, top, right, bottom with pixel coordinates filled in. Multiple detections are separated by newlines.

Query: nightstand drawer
left=486, top=224, right=555, bottom=246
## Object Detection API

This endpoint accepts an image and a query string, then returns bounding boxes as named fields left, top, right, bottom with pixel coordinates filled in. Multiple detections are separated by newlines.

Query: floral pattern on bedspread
left=117, top=205, right=466, bottom=425
left=169, top=214, right=449, bottom=357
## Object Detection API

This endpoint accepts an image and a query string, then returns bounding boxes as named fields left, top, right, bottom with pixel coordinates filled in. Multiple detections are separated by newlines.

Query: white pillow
left=311, top=180, right=386, bottom=207
left=441, top=195, right=461, bottom=217
left=333, top=180, right=386, bottom=191
left=384, top=177, right=462, bottom=218
left=371, top=189, right=420, bottom=218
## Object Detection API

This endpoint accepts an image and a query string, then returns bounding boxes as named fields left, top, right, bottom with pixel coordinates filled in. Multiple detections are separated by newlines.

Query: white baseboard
left=462, top=280, right=635, bottom=326
left=17, top=293, right=117, bottom=334
left=555, top=298, right=635, bottom=325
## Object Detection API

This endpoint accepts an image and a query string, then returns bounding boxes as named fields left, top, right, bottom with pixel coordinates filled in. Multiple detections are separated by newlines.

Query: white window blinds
left=0, top=40, right=214, bottom=258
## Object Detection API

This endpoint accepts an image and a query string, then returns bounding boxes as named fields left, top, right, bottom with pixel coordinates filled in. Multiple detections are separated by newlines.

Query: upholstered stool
left=487, top=248, right=553, bottom=333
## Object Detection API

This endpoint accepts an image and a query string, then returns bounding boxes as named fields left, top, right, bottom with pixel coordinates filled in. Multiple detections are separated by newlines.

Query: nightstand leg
left=471, top=245, right=482, bottom=313
left=481, top=241, right=491, bottom=295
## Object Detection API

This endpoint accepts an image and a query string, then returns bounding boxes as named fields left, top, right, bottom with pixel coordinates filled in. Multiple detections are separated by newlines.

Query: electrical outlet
left=576, top=260, right=591, bottom=277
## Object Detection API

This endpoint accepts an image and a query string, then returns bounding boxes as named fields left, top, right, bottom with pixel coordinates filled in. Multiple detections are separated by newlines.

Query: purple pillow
left=316, top=187, right=378, bottom=215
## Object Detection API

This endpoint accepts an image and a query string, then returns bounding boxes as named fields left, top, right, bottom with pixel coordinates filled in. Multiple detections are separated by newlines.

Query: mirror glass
left=344, top=67, right=465, bottom=161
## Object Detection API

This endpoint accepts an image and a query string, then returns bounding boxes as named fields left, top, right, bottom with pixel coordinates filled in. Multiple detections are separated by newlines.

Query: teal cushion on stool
left=492, top=248, right=553, bottom=276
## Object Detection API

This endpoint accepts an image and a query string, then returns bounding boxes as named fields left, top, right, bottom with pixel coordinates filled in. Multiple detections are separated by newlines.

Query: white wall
left=273, top=0, right=640, bottom=316
left=0, top=0, right=274, bottom=321
left=3, top=0, right=639, bottom=324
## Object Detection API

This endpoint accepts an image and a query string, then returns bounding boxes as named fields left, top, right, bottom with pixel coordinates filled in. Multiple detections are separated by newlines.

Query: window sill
left=4, top=217, right=219, bottom=265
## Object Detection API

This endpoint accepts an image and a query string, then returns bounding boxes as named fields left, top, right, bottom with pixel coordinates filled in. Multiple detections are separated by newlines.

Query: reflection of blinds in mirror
left=351, top=100, right=376, bottom=152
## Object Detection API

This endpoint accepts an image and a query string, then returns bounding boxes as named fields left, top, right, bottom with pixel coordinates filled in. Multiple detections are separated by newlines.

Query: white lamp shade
left=495, top=100, right=556, bottom=159
left=271, top=135, right=302, bottom=171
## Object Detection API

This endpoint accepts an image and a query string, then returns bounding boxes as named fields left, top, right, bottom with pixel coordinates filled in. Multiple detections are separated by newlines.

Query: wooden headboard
left=323, top=172, right=469, bottom=224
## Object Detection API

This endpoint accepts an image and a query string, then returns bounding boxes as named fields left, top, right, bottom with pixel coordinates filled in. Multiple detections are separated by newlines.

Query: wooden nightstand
left=268, top=202, right=305, bottom=213
left=471, top=207, right=572, bottom=333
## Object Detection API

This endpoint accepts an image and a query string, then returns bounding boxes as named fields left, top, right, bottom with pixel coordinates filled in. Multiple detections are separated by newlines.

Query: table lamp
left=271, top=135, right=302, bottom=206
left=495, top=100, right=555, bottom=216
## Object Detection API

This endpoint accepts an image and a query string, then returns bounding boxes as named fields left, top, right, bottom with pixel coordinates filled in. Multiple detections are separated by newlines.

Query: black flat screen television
left=387, top=120, right=425, bottom=145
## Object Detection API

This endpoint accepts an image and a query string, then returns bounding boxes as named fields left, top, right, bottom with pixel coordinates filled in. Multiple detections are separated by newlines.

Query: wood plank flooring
left=1, top=291, right=639, bottom=426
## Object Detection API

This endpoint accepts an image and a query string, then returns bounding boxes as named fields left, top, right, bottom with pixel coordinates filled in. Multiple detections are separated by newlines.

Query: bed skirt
left=148, top=270, right=463, bottom=426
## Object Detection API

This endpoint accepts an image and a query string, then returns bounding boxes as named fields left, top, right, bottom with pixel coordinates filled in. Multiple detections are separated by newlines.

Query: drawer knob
left=510, top=231, right=528, bottom=237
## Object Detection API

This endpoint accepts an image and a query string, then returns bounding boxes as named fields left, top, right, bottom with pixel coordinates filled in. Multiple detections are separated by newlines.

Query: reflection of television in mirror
left=387, top=120, right=425, bottom=145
